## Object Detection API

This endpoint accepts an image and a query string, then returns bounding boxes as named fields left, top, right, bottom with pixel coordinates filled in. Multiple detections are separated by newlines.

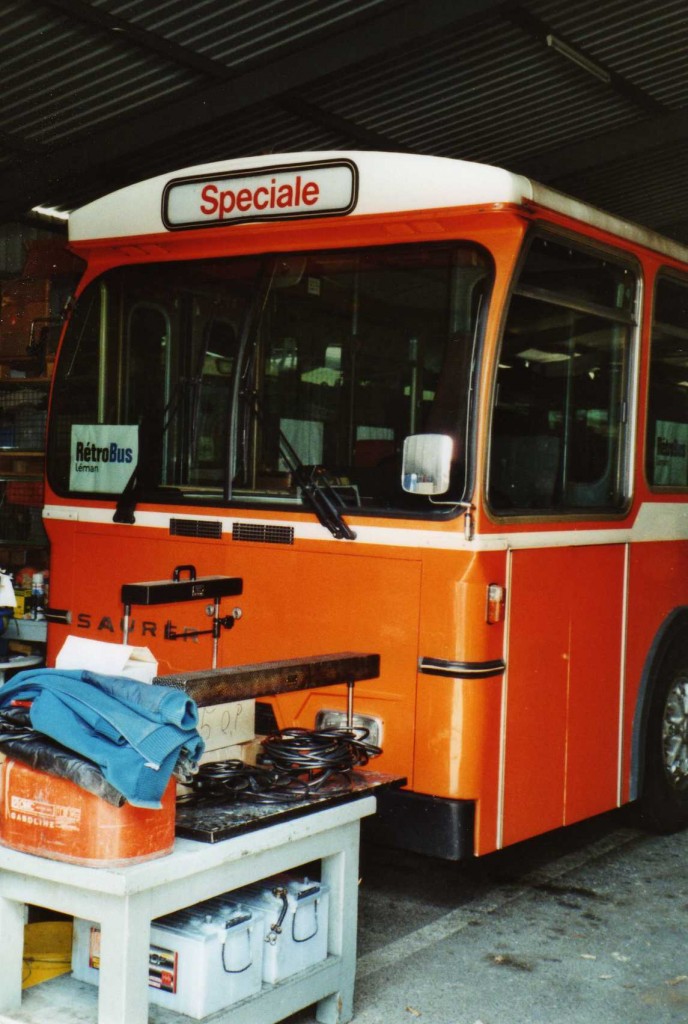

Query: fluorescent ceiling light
left=31, top=205, right=70, bottom=222
left=546, top=34, right=611, bottom=84
left=517, top=348, right=572, bottom=364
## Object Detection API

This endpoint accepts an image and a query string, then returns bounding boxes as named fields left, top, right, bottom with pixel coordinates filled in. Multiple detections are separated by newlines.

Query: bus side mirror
left=401, top=434, right=453, bottom=495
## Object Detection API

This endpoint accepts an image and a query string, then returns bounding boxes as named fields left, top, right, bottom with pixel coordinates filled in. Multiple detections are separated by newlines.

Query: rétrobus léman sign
left=162, top=159, right=358, bottom=230
left=70, top=425, right=138, bottom=493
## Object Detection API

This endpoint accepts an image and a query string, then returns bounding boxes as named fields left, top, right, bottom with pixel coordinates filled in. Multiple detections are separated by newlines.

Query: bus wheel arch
left=632, top=607, right=688, bottom=832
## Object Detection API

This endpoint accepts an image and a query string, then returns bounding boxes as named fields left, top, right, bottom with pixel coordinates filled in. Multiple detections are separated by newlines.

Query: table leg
left=0, top=896, right=23, bottom=1014
left=316, top=821, right=361, bottom=1024
left=97, top=896, right=152, bottom=1024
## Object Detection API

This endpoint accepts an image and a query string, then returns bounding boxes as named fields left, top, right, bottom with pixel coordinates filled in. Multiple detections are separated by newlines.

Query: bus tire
left=639, top=640, right=688, bottom=833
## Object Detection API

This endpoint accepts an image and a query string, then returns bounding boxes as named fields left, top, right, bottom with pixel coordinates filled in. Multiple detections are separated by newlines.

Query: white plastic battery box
left=72, top=898, right=264, bottom=1019
left=232, top=875, right=330, bottom=983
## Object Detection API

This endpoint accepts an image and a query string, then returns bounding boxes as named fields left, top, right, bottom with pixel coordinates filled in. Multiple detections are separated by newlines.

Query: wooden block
left=154, top=652, right=381, bottom=705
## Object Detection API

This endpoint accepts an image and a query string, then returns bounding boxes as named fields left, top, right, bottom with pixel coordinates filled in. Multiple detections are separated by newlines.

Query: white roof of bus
left=69, top=150, right=688, bottom=264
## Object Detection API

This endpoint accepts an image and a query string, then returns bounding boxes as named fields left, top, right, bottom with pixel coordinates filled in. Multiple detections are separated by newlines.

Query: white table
left=0, top=796, right=376, bottom=1024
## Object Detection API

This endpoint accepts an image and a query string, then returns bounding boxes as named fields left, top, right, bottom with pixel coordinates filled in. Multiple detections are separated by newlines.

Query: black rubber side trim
left=419, top=657, right=505, bottom=679
left=363, top=789, right=475, bottom=861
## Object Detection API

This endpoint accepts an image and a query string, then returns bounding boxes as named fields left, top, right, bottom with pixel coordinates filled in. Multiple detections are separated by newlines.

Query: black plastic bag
left=0, top=707, right=125, bottom=807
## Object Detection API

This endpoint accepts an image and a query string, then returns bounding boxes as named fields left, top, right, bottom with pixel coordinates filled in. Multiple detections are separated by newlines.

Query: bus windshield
left=47, top=242, right=491, bottom=517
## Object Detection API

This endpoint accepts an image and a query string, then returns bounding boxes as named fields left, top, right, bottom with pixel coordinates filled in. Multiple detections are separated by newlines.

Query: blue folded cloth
left=0, top=669, right=204, bottom=808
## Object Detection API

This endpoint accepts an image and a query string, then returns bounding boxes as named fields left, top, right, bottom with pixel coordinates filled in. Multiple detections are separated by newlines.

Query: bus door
left=487, top=233, right=638, bottom=847
left=503, top=543, right=626, bottom=846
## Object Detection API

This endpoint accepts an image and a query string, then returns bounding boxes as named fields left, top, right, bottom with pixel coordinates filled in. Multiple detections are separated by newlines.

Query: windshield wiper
left=225, top=261, right=276, bottom=500
left=113, top=464, right=138, bottom=524
left=225, top=258, right=355, bottom=539
left=277, top=430, right=356, bottom=541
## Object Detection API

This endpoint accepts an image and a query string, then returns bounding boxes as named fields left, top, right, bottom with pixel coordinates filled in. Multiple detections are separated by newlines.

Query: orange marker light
left=486, top=584, right=505, bottom=625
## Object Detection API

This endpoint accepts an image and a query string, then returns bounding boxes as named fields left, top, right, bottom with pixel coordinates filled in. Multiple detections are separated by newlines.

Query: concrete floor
left=7, top=805, right=687, bottom=1024
left=293, top=808, right=688, bottom=1024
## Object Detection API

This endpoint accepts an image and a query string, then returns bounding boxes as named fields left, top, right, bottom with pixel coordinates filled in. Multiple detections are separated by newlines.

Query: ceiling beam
left=46, top=0, right=410, bottom=153
left=278, top=96, right=413, bottom=153
left=42, top=0, right=242, bottom=80
left=0, top=0, right=510, bottom=222
left=514, top=107, right=688, bottom=183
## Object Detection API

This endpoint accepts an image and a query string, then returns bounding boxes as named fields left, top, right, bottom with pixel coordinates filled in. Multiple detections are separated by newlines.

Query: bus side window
left=646, top=274, right=688, bottom=489
left=488, top=236, right=636, bottom=514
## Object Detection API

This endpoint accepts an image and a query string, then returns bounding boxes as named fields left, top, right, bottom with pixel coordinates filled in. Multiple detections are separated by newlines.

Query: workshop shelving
left=0, top=376, right=50, bottom=560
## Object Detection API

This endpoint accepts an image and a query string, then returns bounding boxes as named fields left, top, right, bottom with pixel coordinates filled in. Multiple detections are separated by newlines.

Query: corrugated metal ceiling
left=1, top=0, right=687, bottom=243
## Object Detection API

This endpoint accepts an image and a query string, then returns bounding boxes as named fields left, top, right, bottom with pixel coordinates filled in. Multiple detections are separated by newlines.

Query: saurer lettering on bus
left=77, top=614, right=157, bottom=636
left=200, top=176, right=320, bottom=220
left=76, top=614, right=200, bottom=641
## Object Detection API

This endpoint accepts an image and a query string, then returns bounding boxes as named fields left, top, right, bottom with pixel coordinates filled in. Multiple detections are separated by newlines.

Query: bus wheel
left=640, top=650, right=688, bottom=833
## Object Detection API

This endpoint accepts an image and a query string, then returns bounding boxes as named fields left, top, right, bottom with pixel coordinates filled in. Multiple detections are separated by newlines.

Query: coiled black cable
left=178, top=759, right=271, bottom=802
left=180, top=726, right=381, bottom=806
left=261, top=726, right=381, bottom=775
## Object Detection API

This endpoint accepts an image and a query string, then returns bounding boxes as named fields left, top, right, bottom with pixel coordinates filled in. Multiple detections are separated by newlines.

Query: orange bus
left=42, top=151, right=688, bottom=859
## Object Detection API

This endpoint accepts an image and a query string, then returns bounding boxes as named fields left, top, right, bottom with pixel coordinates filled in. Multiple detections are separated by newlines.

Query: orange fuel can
left=0, top=759, right=176, bottom=866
